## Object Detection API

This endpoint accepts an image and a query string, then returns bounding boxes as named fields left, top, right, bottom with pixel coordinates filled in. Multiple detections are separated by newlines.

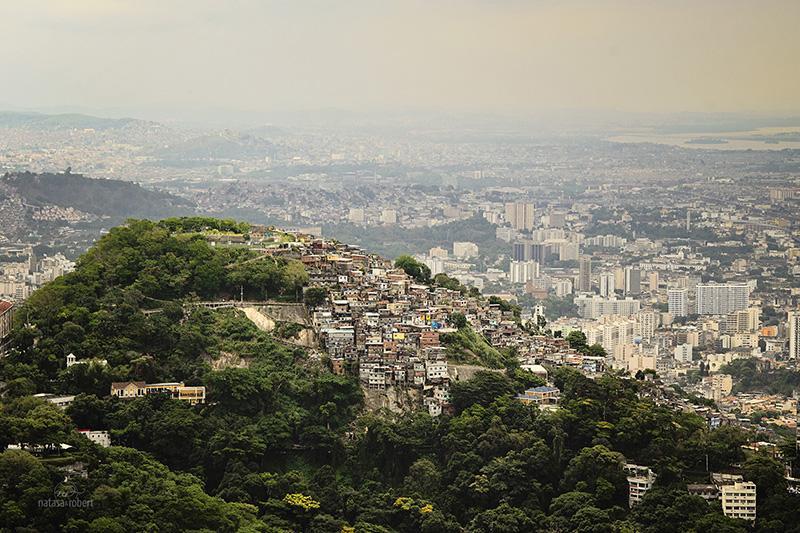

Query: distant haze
left=2, top=0, right=799, bottom=122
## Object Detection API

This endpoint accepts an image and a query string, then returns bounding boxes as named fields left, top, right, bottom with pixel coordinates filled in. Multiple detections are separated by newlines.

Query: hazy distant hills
left=151, top=132, right=275, bottom=161
left=1, top=171, right=195, bottom=220
left=0, top=111, right=142, bottom=130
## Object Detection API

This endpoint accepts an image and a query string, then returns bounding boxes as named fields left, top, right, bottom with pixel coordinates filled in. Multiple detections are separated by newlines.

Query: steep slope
left=1, top=171, right=194, bottom=219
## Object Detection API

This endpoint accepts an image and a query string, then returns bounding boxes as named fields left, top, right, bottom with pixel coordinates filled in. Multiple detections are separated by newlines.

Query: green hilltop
left=0, top=217, right=797, bottom=532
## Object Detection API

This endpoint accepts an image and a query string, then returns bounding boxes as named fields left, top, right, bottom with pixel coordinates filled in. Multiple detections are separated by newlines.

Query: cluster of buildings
left=627, top=466, right=756, bottom=522
left=0, top=245, right=74, bottom=302
left=688, top=473, right=758, bottom=522
left=213, top=234, right=605, bottom=416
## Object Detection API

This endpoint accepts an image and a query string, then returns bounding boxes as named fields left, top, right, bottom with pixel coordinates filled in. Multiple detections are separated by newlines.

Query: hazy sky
left=2, top=0, right=799, bottom=120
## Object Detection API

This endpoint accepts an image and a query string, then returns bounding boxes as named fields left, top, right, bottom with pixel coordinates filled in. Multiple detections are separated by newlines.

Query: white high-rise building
left=424, top=258, right=445, bottom=276
left=380, top=209, right=397, bottom=225
left=696, top=283, right=750, bottom=315
left=575, top=295, right=640, bottom=319
left=636, top=311, right=659, bottom=341
left=599, top=272, right=616, bottom=297
left=648, top=271, right=659, bottom=292
left=554, top=279, right=573, bottom=297
left=668, top=288, right=688, bottom=318
left=583, top=316, right=637, bottom=354
left=788, top=311, right=800, bottom=359
left=452, top=242, right=479, bottom=258
left=505, top=202, right=535, bottom=231
left=509, top=261, right=539, bottom=284
left=559, top=242, right=580, bottom=262
left=348, top=207, right=365, bottom=224
left=429, top=247, right=448, bottom=259
left=674, top=343, right=693, bottom=363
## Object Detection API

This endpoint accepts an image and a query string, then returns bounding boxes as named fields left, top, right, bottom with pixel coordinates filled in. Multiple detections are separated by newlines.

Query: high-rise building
left=722, top=307, right=760, bottom=334
left=424, top=257, right=445, bottom=276
left=509, top=261, right=539, bottom=284
left=559, top=242, right=579, bottom=261
left=674, top=343, right=693, bottom=363
left=348, top=207, right=365, bottom=224
left=429, top=246, right=448, bottom=259
left=512, top=241, right=547, bottom=263
left=380, top=209, right=397, bottom=225
left=668, top=288, right=689, bottom=317
left=575, top=295, right=641, bottom=319
left=530, top=243, right=547, bottom=263
left=636, top=311, right=659, bottom=341
left=614, top=267, right=625, bottom=293
left=578, top=256, right=592, bottom=293
left=495, top=226, right=515, bottom=242
left=624, top=267, right=641, bottom=295
left=788, top=311, right=800, bottom=359
left=453, top=242, right=479, bottom=258
left=583, top=315, right=637, bottom=354
left=599, top=272, right=616, bottom=297
left=553, top=279, right=573, bottom=297
left=512, top=241, right=529, bottom=261
left=648, top=271, right=659, bottom=292
left=505, top=202, right=535, bottom=231
left=696, top=283, right=750, bottom=315
left=543, top=212, right=566, bottom=228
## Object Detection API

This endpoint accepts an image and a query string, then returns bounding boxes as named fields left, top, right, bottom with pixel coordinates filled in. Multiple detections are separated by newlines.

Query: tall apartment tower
left=505, top=202, right=535, bottom=231
left=668, top=288, right=689, bottom=318
left=599, top=272, right=616, bottom=297
left=578, top=256, right=592, bottom=293
left=624, top=267, right=641, bottom=295
left=789, top=310, right=800, bottom=359
left=509, top=261, right=539, bottom=284
left=648, top=271, right=659, bottom=292
left=695, top=283, right=750, bottom=315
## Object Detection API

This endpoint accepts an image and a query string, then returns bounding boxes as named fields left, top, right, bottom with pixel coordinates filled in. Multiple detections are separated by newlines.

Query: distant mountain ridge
left=0, top=111, right=142, bottom=130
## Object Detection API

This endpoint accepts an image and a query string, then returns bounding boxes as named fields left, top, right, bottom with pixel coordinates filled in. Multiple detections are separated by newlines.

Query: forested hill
left=1, top=171, right=194, bottom=219
left=0, top=217, right=797, bottom=532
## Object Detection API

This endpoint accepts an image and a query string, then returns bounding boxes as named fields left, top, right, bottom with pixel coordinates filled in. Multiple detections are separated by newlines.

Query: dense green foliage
left=158, top=216, right=251, bottom=234
left=2, top=219, right=309, bottom=390
left=440, top=326, right=514, bottom=369
left=1, top=217, right=798, bottom=531
left=566, top=330, right=608, bottom=358
left=721, top=358, right=800, bottom=396
left=394, top=255, right=431, bottom=284
left=327, top=213, right=508, bottom=263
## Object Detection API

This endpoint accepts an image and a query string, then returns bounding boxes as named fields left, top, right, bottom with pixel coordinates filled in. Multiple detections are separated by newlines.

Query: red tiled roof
left=0, top=300, right=13, bottom=313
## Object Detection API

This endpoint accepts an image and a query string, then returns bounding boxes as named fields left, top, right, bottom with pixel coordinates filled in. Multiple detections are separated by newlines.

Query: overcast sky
left=2, top=0, right=799, bottom=121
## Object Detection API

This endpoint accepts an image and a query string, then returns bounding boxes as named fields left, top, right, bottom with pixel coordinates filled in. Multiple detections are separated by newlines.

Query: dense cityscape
left=2, top=1, right=800, bottom=531
left=0, top=109, right=799, bottom=530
